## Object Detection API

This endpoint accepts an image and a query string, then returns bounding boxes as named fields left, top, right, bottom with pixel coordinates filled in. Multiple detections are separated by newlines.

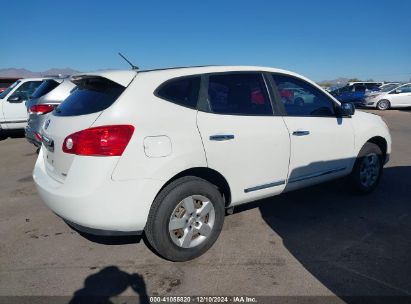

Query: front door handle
left=209, top=134, right=235, bottom=141
left=292, top=130, right=310, bottom=136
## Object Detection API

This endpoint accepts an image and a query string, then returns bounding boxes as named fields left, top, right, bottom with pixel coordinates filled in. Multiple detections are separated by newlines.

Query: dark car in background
left=25, top=78, right=76, bottom=148
left=331, top=82, right=382, bottom=105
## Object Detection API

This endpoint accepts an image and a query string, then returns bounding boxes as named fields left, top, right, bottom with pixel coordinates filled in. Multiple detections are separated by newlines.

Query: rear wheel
left=348, top=142, right=383, bottom=194
left=145, top=176, right=225, bottom=261
left=376, top=99, right=390, bottom=110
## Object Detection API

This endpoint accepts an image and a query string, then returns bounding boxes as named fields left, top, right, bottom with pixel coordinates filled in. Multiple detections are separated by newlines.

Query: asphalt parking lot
left=0, top=109, right=410, bottom=302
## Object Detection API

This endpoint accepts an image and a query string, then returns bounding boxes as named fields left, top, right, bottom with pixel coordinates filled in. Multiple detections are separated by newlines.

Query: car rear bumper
left=25, top=126, right=41, bottom=147
left=33, top=149, right=164, bottom=233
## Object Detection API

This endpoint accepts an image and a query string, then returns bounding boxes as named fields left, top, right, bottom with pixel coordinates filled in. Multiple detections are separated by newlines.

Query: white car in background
left=364, top=83, right=411, bottom=110
left=0, top=78, right=45, bottom=132
left=34, top=66, right=391, bottom=261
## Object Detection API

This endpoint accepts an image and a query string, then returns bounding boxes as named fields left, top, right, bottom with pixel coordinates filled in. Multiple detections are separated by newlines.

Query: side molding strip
left=244, top=180, right=285, bottom=193
left=288, top=167, right=346, bottom=184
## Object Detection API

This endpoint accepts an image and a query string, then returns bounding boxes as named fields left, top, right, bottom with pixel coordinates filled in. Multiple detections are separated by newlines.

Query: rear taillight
left=62, top=125, right=134, bottom=156
left=29, top=104, right=56, bottom=115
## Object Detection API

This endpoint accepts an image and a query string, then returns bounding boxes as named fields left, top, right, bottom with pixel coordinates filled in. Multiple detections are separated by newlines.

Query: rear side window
left=54, top=77, right=125, bottom=116
left=31, top=80, right=60, bottom=99
left=156, top=76, right=200, bottom=108
left=207, top=73, right=272, bottom=115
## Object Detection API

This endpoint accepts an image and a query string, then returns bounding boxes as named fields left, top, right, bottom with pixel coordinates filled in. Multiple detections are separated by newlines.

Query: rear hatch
left=40, top=71, right=136, bottom=182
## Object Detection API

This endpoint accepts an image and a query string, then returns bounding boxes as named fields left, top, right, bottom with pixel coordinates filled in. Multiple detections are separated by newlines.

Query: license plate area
left=42, top=134, right=54, bottom=152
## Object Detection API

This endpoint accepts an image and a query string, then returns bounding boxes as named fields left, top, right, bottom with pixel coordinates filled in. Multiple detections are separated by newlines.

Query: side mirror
left=7, top=96, right=22, bottom=103
left=340, top=102, right=355, bottom=116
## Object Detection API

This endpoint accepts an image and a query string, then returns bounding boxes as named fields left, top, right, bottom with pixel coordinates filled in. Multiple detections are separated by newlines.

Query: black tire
left=145, top=176, right=225, bottom=262
left=376, top=99, right=390, bottom=111
left=347, top=142, right=383, bottom=194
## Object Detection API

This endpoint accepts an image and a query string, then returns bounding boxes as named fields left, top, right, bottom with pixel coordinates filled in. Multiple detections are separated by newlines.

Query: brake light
left=29, top=104, right=56, bottom=115
left=62, top=125, right=134, bottom=156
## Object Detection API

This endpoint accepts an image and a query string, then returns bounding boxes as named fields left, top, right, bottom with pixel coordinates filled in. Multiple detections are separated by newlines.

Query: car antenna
left=118, top=52, right=139, bottom=70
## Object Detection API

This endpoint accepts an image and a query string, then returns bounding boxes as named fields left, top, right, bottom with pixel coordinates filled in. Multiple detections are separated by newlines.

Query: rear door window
left=207, top=73, right=273, bottom=115
left=54, top=77, right=125, bottom=116
left=156, top=76, right=200, bottom=108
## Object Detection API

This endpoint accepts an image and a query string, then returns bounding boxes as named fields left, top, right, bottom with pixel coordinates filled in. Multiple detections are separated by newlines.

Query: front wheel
left=376, top=99, right=390, bottom=111
left=347, top=142, right=383, bottom=194
left=145, top=176, right=225, bottom=261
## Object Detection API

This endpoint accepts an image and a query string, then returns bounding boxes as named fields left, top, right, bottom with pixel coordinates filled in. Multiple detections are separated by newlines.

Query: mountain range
left=0, top=68, right=80, bottom=78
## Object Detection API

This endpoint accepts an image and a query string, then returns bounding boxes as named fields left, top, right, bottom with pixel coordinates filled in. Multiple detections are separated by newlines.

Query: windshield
left=0, top=80, right=21, bottom=99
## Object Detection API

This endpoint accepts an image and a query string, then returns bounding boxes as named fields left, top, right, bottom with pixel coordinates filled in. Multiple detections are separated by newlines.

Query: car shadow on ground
left=0, top=129, right=25, bottom=141
left=236, top=166, right=411, bottom=302
left=70, top=266, right=149, bottom=304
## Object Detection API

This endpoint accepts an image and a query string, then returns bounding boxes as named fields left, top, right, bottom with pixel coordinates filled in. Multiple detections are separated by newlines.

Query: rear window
left=54, top=77, right=125, bottom=116
left=156, top=76, right=200, bottom=108
left=31, top=80, right=60, bottom=99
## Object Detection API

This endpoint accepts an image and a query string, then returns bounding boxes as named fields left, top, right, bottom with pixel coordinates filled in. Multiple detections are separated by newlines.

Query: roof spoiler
left=71, top=70, right=137, bottom=87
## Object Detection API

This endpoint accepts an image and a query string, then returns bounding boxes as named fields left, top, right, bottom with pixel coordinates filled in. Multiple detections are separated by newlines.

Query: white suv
left=33, top=66, right=391, bottom=261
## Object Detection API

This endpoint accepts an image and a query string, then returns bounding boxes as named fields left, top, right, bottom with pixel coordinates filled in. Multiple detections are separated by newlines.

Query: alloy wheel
left=168, top=195, right=215, bottom=248
left=359, top=153, right=380, bottom=188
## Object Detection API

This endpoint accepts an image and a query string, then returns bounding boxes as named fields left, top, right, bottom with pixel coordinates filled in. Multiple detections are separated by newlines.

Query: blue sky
left=1, top=0, right=411, bottom=81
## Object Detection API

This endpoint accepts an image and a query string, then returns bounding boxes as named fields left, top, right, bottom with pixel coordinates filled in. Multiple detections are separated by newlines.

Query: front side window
left=272, top=74, right=336, bottom=117
left=9, top=81, right=42, bottom=100
left=207, top=73, right=272, bottom=115
left=156, top=76, right=200, bottom=108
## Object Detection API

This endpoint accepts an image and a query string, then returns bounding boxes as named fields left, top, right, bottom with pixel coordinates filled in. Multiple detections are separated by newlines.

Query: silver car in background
left=364, top=83, right=411, bottom=110
left=25, top=78, right=76, bottom=148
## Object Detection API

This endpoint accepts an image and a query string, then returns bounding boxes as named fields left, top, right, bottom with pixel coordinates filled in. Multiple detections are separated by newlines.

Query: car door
left=388, top=84, right=411, bottom=107
left=270, top=73, right=355, bottom=191
left=2, top=80, right=42, bottom=128
left=196, top=72, right=290, bottom=206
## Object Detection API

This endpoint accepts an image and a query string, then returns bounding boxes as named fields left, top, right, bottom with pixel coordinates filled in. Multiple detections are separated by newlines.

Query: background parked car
left=0, top=78, right=46, bottom=132
left=25, top=78, right=76, bottom=148
left=331, top=82, right=382, bottom=105
left=364, top=83, right=411, bottom=110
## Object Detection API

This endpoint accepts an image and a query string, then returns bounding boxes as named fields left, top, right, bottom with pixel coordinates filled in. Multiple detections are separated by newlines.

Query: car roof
left=72, top=65, right=311, bottom=87
left=19, top=77, right=52, bottom=82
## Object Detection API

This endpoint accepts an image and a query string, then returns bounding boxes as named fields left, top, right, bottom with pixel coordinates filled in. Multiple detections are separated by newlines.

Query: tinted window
left=0, top=80, right=20, bottom=99
left=353, top=85, right=366, bottom=92
left=9, top=81, right=42, bottom=100
left=272, top=74, right=335, bottom=117
left=31, top=80, right=60, bottom=99
left=207, top=73, right=272, bottom=115
left=156, top=77, right=200, bottom=108
left=54, top=77, right=124, bottom=116
left=394, top=85, right=411, bottom=93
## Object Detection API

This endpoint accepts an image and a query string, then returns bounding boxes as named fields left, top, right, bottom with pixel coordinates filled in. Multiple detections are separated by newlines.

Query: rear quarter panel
left=99, top=73, right=208, bottom=182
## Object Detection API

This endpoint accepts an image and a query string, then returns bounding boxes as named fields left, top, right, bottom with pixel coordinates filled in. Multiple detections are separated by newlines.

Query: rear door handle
left=292, top=130, right=310, bottom=136
left=209, top=134, right=235, bottom=141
